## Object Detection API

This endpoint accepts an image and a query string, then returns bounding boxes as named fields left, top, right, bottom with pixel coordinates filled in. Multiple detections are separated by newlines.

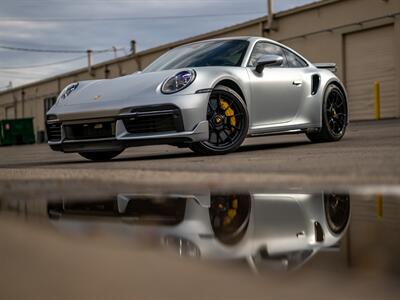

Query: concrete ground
left=0, top=119, right=399, bottom=188
left=1, top=119, right=400, bottom=300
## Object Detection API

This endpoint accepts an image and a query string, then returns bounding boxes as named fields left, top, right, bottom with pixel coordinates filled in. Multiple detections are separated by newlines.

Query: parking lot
left=0, top=119, right=399, bottom=188
left=1, top=118, right=400, bottom=300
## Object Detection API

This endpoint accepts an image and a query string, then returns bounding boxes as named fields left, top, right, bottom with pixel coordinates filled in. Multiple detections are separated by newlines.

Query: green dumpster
left=0, top=118, right=35, bottom=145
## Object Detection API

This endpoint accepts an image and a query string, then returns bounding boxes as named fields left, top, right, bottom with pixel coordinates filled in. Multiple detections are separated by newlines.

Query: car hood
left=58, top=70, right=180, bottom=106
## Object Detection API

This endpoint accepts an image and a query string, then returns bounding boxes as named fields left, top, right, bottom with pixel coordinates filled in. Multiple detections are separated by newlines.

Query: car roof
left=173, top=36, right=312, bottom=67
left=182, top=36, right=274, bottom=46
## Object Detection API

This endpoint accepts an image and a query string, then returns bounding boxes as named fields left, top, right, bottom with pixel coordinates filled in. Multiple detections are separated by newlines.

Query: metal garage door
left=345, top=25, right=396, bottom=120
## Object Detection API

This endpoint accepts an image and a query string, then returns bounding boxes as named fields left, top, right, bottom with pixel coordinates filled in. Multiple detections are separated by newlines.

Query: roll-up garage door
left=345, top=25, right=396, bottom=120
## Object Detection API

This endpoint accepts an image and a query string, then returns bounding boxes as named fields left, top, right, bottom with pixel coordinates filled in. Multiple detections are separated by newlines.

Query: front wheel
left=79, top=150, right=123, bottom=161
left=189, top=85, right=249, bottom=155
left=307, top=84, right=348, bottom=143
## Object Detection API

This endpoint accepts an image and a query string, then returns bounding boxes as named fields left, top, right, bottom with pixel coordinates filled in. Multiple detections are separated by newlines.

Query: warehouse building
left=0, top=0, right=399, bottom=142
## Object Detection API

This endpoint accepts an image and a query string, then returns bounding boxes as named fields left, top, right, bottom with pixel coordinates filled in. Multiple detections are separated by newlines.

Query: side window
left=247, top=42, right=286, bottom=67
left=283, top=48, right=308, bottom=68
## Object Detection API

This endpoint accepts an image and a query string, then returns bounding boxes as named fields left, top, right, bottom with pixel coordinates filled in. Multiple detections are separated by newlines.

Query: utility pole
left=87, top=49, right=93, bottom=75
left=265, top=0, right=277, bottom=32
left=268, top=0, right=273, bottom=28
left=112, top=46, right=118, bottom=59
left=0, top=82, right=12, bottom=91
left=130, top=40, right=136, bottom=55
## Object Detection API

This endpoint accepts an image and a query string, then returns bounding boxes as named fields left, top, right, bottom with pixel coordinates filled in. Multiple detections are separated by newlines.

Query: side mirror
left=255, top=54, right=284, bottom=73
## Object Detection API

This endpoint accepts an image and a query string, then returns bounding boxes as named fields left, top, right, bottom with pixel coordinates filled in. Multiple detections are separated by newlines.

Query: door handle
left=292, top=80, right=302, bottom=86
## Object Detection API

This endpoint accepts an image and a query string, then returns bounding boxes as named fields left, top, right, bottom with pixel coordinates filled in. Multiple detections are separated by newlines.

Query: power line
left=0, top=55, right=87, bottom=70
left=0, top=11, right=262, bottom=23
left=0, top=44, right=125, bottom=54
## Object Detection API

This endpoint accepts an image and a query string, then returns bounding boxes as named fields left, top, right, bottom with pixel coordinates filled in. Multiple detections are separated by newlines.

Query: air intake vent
left=314, top=221, right=324, bottom=242
left=64, top=121, right=115, bottom=140
left=311, top=74, right=320, bottom=95
left=46, top=123, right=61, bottom=142
left=123, top=105, right=184, bottom=135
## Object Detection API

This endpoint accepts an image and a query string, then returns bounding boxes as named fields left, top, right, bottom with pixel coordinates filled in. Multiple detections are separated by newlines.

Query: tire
left=79, top=150, right=123, bottom=161
left=324, top=193, right=350, bottom=235
left=189, top=85, right=249, bottom=155
left=209, top=193, right=251, bottom=245
left=306, top=84, right=348, bottom=143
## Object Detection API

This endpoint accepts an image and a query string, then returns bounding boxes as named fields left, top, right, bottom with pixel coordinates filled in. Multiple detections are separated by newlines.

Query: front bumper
left=47, top=100, right=209, bottom=153
left=49, top=120, right=208, bottom=153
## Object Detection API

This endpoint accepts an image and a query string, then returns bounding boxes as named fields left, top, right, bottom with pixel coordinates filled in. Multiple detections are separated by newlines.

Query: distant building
left=1, top=0, right=399, bottom=142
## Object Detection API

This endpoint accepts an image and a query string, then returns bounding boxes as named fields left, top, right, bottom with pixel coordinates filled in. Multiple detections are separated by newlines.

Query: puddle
left=1, top=182, right=400, bottom=299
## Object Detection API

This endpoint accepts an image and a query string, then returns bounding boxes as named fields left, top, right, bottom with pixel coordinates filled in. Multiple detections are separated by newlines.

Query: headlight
left=59, top=82, right=79, bottom=100
left=161, top=70, right=196, bottom=94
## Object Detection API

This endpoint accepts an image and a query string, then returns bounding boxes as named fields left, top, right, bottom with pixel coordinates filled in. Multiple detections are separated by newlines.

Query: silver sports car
left=46, top=36, right=348, bottom=161
left=48, top=189, right=351, bottom=272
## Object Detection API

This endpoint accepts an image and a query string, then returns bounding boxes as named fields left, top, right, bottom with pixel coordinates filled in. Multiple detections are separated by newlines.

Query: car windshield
left=143, top=39, right=249, bottom=72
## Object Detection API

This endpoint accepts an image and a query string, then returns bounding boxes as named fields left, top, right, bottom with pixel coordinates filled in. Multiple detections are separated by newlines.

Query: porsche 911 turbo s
left=46, top=36, right=348, bottom=161
left=47, top=190, right=351, bottom=272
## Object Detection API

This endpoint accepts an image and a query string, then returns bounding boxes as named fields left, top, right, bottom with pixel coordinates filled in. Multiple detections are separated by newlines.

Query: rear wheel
left=324, top=193, right=350, bottom=235
left=79, top=150, right=123, bottom=161
left=307, top=84, right=348, bottom=143
left=189, top=85, right=249, bottom=155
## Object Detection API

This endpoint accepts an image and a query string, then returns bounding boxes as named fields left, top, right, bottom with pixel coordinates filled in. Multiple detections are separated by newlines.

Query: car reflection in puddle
left=47, top=189, right=350, bottom=273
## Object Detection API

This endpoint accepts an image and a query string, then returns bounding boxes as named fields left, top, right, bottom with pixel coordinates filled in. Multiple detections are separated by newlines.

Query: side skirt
left=248, top=127, right=320, bottom=138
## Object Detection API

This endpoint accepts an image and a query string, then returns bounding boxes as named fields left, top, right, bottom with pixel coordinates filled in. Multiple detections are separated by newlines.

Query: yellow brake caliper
left=219, top=98, right=236, bottom=132
left=223, top=197, right=239, bottom=226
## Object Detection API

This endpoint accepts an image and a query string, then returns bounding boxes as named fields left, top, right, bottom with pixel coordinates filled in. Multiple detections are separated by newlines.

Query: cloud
left=0, top=0, right=318, bottom=89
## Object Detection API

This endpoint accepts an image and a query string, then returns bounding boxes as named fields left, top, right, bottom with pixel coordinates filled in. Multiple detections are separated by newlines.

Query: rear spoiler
left=314, top=63, right=337, bottom=73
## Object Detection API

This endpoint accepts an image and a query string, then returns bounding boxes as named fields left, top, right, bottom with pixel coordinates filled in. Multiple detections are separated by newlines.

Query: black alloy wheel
left=326, top=87, right=347, bottom=136
left=189, top=85, right=249, bottom=155
left=307, top=84, right=348, bottom=142
left=324, top=193, right=350, bottom=235
left=209, top=193, right=251, bottom=245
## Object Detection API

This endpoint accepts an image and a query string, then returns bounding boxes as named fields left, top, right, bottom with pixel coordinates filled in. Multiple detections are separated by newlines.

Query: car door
left=251, top=194, right=310, bottom=255
left=246, top=42, right=306, bottom=130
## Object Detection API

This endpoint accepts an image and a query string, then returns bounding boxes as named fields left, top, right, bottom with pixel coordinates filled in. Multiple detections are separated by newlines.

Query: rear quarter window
left=283, top=48, right=308, bottom=68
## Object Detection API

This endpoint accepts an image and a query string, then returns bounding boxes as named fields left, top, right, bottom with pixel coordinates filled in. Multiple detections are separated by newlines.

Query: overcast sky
left=0, top=0, right=317, bottom=89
